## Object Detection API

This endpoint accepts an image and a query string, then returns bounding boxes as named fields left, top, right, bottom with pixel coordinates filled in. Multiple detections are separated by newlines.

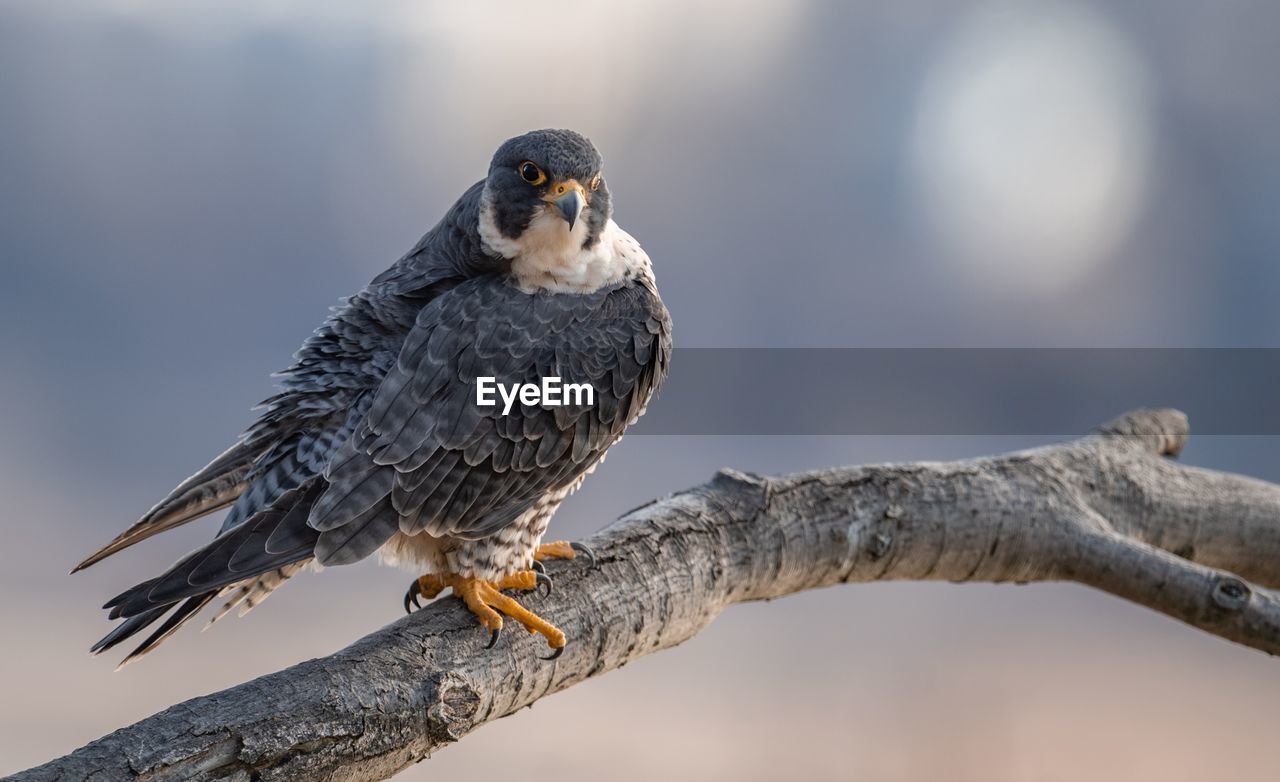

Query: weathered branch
left=10, top=408, right=1280, bottom=782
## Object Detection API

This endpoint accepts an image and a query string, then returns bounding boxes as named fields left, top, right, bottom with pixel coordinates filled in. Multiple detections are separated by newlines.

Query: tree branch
left=10, top=409, right=1280, bottom=782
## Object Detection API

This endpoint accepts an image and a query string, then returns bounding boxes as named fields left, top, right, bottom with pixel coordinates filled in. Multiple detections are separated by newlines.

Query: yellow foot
left=403, top=571, right=566, bottom=658
left=533, top=540, right=597, bottom=568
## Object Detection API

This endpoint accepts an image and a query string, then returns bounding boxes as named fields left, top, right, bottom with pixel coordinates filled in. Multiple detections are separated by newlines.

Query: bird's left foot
left=403, top=571, right=564, bottom=659
left=534, top=540, right=597, bottom=568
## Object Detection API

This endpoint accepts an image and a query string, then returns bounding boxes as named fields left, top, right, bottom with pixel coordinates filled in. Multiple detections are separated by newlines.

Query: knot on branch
left=425, top=673, right=481, bottom=745
left=1211, top=575, right=1251, bottom=612
left=1096, top=408, right=1189, bottom=457
left=864, top=504, right=903, bottom=561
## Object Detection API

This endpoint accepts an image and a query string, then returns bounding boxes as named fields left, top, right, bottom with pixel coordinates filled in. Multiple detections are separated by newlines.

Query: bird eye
left=590, top=173, right=602, bottom=191
left=519, top=161, right=546, bottom=185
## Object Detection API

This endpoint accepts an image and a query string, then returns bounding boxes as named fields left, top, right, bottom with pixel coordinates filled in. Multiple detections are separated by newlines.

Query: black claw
left=535, top=571, right=553, bottom=597
left=486, top=628, right=500, bottom=649
left=540, top=645, right=565, bottom=661
left=570, top=541, right=597, bottom=569
left=531, top=559, right=546, bottom=574
left=403, top=581, right=422, bottom=615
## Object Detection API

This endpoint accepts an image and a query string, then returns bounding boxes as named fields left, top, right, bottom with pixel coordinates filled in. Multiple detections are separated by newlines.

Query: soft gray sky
left=3, top=0, right=1280, bottom=779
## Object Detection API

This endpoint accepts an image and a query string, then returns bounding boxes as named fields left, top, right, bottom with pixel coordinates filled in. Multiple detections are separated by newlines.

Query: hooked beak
left=548, top=182, right=586, bottom=231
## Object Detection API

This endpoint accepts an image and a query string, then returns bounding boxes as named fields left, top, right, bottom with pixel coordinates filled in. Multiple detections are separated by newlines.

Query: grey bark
left=9, top=408, right=1280, bottom=782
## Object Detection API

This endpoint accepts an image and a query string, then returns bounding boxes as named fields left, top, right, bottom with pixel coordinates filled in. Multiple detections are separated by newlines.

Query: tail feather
left=206, top=563, right=307, bottom=628
left=94, top=564, right=308, bottom=666
left=91, top=604, right=172, bottom=654
left=102, top=481, right=320, bottom=621
left=72, top=439, right=263, bottom=573
left=115, top=594, right=219, bottom=669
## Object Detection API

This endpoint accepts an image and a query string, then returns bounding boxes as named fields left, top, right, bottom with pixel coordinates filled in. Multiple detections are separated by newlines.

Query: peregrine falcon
left=74, top=129, right=672, bottom=665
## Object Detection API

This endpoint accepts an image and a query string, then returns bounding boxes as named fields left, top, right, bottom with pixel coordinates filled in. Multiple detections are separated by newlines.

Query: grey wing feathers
left=102, top=481, right=323, bottom=620
left=309, top=275, right=672, bottom=564
left=71, top=439, right=263, bottom=573
left=83, top=187, right=507, bottom=662
left=84, top=203, right=670, bottom=664
left=84, top=282, right=412, bottom=659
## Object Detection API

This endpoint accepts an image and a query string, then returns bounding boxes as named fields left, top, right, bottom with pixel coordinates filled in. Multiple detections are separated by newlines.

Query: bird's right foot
left=403, top=572, right=564, bottom=658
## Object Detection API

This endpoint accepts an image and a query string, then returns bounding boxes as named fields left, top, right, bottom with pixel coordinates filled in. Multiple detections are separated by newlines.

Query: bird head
left=479, top=129, right=612, bottom=256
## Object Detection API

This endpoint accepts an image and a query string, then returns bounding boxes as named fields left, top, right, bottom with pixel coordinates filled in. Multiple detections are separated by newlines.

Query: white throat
left=478, top=186, right=649, bottom=294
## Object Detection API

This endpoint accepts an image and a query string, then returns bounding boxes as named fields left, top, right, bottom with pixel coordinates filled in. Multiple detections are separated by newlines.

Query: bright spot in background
left=910, top=1, right=1152, bottom=295
left=65, top=0, right=806, bottom=271
left=380, top=0, right=805, bottom=160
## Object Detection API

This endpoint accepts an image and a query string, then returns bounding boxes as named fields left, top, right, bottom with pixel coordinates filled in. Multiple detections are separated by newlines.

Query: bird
left=73, top=129, right=672, bottom=667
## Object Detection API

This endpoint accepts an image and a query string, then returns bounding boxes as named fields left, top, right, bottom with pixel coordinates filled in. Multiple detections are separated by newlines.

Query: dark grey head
left=483, top=129, right=612, bottom=250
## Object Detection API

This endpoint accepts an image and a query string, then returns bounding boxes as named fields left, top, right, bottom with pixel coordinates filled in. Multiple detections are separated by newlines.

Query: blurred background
left=3, top=0, right=1280, bottom=779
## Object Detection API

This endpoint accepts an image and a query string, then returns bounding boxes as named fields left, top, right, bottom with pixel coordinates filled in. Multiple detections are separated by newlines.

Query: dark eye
left=590, top=173, right=602, bottom=191
left=519, top=161, right=546, bottom=185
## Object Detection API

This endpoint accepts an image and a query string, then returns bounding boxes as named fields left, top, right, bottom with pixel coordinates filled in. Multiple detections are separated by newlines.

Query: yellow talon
left=534, top=540, right=576, bottom=561
left=405, top=570, right=565, bottom=653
